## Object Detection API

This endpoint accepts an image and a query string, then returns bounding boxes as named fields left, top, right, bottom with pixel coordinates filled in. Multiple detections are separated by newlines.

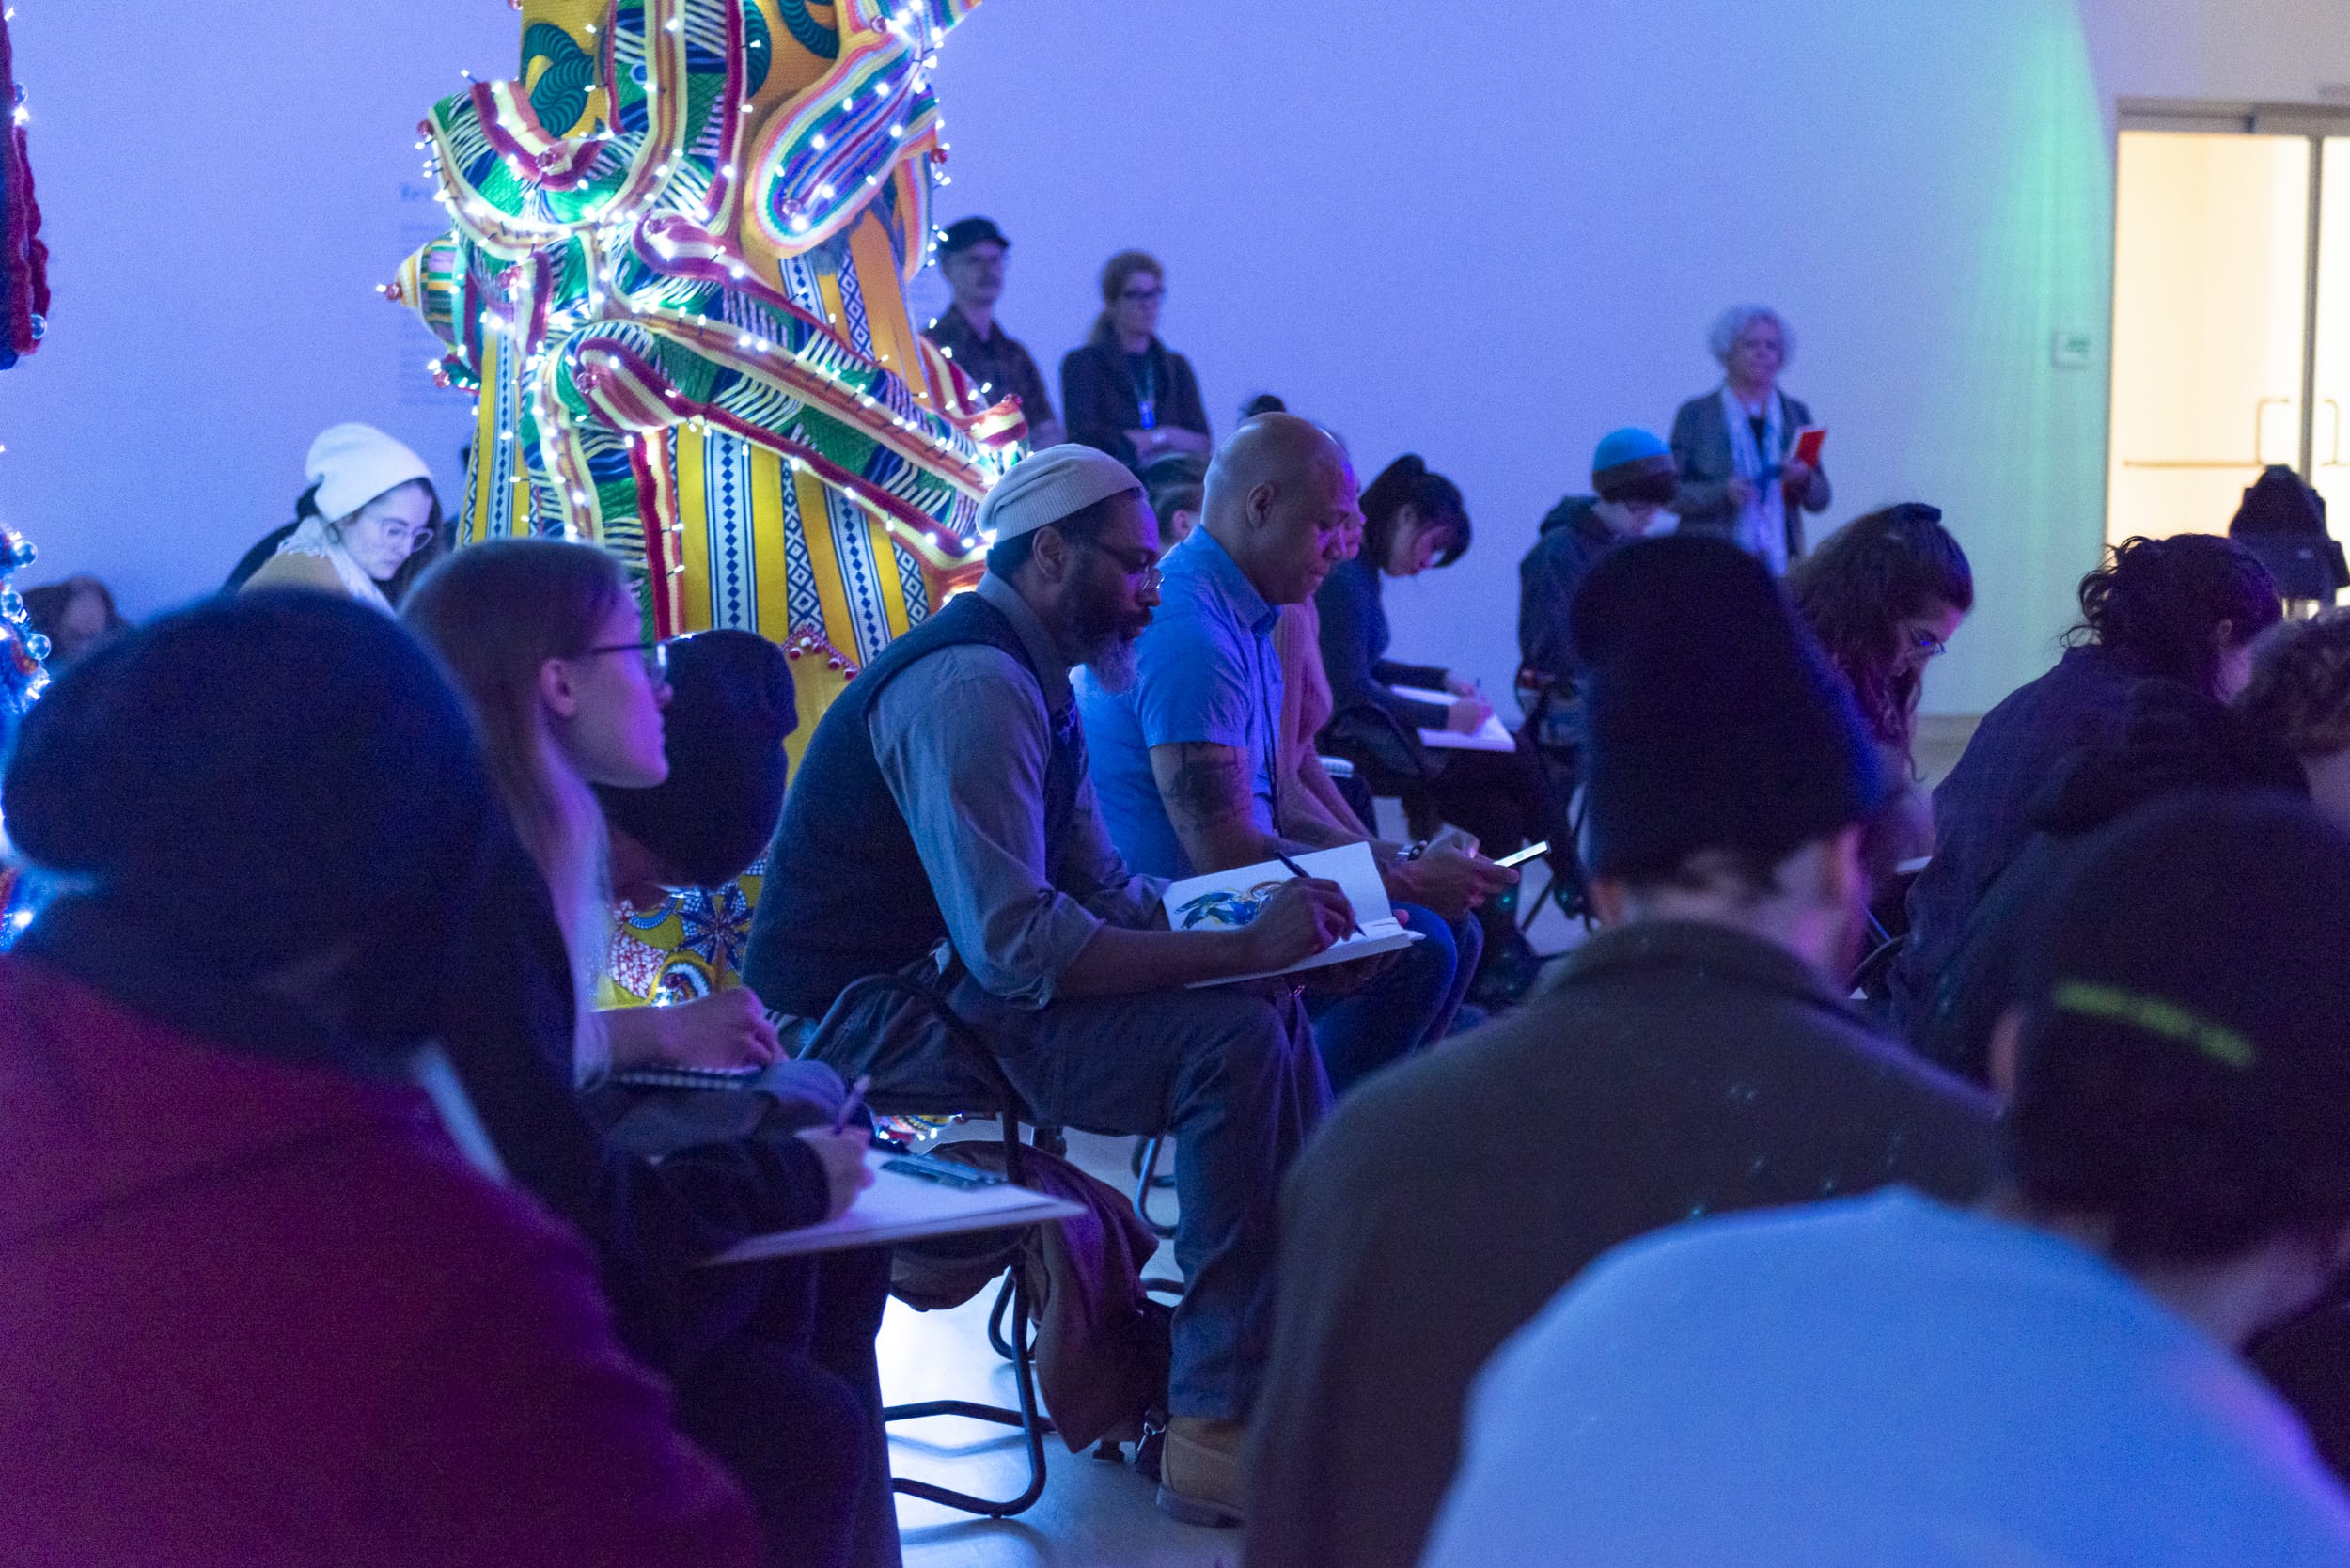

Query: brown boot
left=1157, top=1415, right=1248, bottom=1528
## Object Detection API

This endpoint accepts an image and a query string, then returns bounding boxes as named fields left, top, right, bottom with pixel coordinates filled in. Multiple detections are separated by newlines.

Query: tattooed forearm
left=1158, top=743, right=1254, bottom=831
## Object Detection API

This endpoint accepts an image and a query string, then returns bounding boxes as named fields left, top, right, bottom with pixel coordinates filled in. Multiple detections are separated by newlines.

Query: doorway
left=2107, top=107, right=2350, bottom=547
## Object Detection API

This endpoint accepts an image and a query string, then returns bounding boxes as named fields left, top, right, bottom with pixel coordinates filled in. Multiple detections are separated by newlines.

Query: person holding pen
left=743, top=444, right=1347, bottom=1531
left=1316, top=453, right=1561, bottom=1000
left=1076, top=415, right=1514, bottom=1093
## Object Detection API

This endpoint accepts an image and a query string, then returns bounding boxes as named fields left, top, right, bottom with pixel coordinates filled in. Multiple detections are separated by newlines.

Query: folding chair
left=802, top=970, right=1058, bottom=1519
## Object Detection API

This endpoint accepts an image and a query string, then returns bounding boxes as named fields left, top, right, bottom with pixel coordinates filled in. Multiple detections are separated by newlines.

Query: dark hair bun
left=594, top=629, right=797, bottom=888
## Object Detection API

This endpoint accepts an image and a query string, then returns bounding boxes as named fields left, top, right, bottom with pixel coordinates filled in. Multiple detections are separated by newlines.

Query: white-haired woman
left=1668, top=305, right=1831, bottom=573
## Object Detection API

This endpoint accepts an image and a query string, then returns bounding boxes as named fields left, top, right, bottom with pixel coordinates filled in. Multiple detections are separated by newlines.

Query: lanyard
left=1128, top=350, right=1159, bottom=431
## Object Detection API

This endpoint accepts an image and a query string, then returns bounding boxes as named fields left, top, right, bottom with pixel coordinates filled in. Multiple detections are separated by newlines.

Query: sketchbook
left=1165, top=840, right=1424, bottom=987
left=699, top=1149, right=1084, bottom=1264
left=1391, top=684, right=1516, bottom=752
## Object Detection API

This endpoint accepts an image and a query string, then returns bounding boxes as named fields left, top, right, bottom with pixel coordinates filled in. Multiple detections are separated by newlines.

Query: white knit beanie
left=978, top=443, right=1141, bottom=541
left=306, top=423, right=433, bottom=522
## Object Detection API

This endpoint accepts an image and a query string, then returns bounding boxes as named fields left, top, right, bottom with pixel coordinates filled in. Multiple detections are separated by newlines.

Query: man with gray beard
left=744, top=445, right=1351, bottom=1524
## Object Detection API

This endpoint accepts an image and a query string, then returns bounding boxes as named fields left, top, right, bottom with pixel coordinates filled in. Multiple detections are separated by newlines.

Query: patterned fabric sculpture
left=395, top=0, right=1022, bottom=1007
left=0, top=4, right=51, bottom=941
left=393, top=0, right=1023, bottom=743
left=0, top=3, right=47, bottom=724
left=0, top=13, right=46, bottom=376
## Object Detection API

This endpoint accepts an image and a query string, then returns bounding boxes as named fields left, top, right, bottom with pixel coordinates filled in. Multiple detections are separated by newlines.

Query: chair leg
left=1133, top=1134, right=1178, bottom=1239
left=885, top=1265, right=1055, bottom=1518
left=1516, top=863, right=1554, bottom=935
left=985, top=1270, right=1026, bottom=1362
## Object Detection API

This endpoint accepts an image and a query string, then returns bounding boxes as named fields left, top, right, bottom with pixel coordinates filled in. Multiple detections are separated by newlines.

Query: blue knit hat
left=1590, top=428, right=1678, bottom=506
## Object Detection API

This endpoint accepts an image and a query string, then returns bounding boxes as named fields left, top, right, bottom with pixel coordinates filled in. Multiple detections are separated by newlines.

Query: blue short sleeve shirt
left=1075, top=528, right=1284, bottom=880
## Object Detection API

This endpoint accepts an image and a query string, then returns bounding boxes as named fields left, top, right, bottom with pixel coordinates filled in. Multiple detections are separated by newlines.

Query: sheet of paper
left=699, top=1149, right=1084, bottom=1264
left=1163, top=840, right=1425, bottom=986
left=1392, top=684, right=1516, bottom=753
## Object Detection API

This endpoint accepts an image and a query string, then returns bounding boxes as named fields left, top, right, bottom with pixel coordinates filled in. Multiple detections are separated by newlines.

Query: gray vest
left=743, top=592, right=1086, bottom=1019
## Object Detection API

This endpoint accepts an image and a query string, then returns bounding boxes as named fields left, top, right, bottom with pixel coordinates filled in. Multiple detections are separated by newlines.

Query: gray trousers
left=802, top=958, right=1329, bottom=1419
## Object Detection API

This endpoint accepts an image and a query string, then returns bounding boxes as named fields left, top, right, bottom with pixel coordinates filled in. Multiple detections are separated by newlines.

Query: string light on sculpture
left=395, top=0, right=1017, bottom=680
left=0, top=0, right=49, bottom=949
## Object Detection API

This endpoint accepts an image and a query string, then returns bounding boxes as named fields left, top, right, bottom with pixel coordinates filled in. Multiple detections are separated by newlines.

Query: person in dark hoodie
left=1906, top=680, right=2308, bottom=1085
left=1892, top=534, right=2280, bottom=1030
left=0, top=593, right=759, bottom=1567
left=593, top=627, right=902, bottom=1568
left=1516, top=427, right=1682, bottom=722
left=1513, top=428, right=1681, bottom=917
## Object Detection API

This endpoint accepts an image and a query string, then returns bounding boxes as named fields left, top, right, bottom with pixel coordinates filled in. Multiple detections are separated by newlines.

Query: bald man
left=1078, top=416, right=1514, bottom=1092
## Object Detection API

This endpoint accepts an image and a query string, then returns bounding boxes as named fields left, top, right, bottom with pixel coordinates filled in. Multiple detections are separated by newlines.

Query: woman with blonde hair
left=401, top=537, right=777, bottom=1074
left=403, top=538, right=891, bottom=1566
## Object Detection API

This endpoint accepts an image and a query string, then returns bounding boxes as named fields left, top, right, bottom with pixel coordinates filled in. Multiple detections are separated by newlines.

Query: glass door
left=2107, top=131, right=2312, bottom=544
left=2311, top=138, right=2350, bottom=525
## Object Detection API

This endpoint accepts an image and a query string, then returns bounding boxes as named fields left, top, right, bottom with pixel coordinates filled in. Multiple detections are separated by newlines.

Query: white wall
left=0, top=0, right=515, bottom=613
left=5, top=0, right=2347, bottom=712
left=915, top=0, right=2350, bottom=713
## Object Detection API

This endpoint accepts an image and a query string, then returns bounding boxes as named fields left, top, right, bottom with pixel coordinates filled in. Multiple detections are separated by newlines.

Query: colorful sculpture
left=0, top=3, right=48, bottom=730
left=393, top=0, right=1025, bottom=740
left=0, top=5, right=52, bottom=943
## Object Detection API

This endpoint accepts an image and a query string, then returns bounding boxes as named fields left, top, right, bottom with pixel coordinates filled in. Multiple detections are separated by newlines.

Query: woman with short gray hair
left=1668, top=305, right=1831, bottom=572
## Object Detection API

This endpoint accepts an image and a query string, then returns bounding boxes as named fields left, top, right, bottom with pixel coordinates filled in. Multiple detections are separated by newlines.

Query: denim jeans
left=802, top=961, right=1329, bottom=1419
left=1307, top=903, right=1481, bottom=1094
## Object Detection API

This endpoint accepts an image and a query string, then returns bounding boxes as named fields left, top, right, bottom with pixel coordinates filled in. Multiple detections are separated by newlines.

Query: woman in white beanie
left=242, top=423, right=442, bottom=612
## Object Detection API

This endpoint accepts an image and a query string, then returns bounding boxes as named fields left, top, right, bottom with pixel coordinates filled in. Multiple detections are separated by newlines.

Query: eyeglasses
left=1086, top=539, right=1163, bottom=588
left=580, top=638, right=670, bottom=680
left=339, top=518, right=434, bottom=551
left=1118, top=285, right=1165, bottom=304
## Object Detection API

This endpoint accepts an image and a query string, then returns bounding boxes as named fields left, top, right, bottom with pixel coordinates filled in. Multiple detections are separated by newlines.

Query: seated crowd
left=13, top=324, right=2350, bottom=1568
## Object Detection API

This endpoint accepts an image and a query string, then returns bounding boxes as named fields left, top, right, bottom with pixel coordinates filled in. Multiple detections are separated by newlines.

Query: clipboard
left=699, top=1149, right=1084, bottom=1264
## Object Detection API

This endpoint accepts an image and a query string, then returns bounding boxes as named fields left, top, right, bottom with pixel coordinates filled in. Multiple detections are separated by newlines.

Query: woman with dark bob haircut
left=1891, top=531, right=2280, bottom=1029
left=1318, top=454, right=1559, bottom=1000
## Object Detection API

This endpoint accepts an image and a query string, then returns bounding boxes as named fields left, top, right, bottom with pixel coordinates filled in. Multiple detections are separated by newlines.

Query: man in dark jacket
left=1246, top=536, right=1998, bottom=1568
left=922, top=217, right=1062, bottom=448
